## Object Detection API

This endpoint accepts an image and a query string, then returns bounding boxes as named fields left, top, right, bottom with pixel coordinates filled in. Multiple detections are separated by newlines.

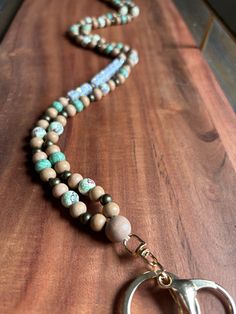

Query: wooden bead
left=90, top=213, right=106, bottom=232
left=59, top=97, right=69, bottom=107
left=80, top=96, right=90, bottom=108
left=68, top=173, right=83, bottom=189
left=52, top=183, right=69, bottom=198
left=40, top=168, right=57, bottom=182
left=89, top=186, right=105, bottom=202
left=105, top=215, right=131, bottom=242
left=36, top=119, right=49, bottom=129
left=32, top=151, right=47, bottom=163
left=117, top=74, right=126, bottom=84
left=93, top=88, right=103, bottom=101
left=55, top=115, right=67, bottom=127
left=54, top=160, right=70, bottom=173
left=30, top=137, right=44, bottom=148
left=46, top=107, right=58, bottom=118
left=45, top=144, right=61, bottom=155
left=45, top=131, right=59, bottom=143
left=103, top=202, right=120, bottom=217
left=69, top=201, right=87, bottom=218
left=65, top=104, right=77, bottom=117
left=108, top=80, right=116, bottom=91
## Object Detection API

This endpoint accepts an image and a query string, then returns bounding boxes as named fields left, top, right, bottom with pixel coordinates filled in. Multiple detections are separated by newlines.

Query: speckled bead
left=48, top=152, right=66, bottom=165
left=31, top=127, right=47, bottom=139
left=48, top=121, right=64, bottom=136
left=78, top=178, right=96, bottom=195
left=61, top=190, right=79, bottom=208
left=105, top=215, right=131, bottom=242
left=34, top=159, right=52, bottom=173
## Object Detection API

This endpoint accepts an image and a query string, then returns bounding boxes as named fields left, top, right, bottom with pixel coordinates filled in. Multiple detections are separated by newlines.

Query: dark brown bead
left=100, top=194, right=112, bottom=205
left=89, top=94, right=95, bottom=102
left=41, top=115, right=51, bottom=122
left=80, top=212, right=92, bottom=225
left=60, top=171, right=72, bottom=181
left=61, top=110, right=68, bottom=118
left=43, top=140, right=53, bottom=148
left=49, top=178, right=61, bottom=187
left=31, top=148, right=41, bottom=154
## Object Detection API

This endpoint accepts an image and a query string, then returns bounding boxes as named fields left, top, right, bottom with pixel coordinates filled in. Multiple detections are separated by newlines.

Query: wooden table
left=0, top=0, right=235, bottom=313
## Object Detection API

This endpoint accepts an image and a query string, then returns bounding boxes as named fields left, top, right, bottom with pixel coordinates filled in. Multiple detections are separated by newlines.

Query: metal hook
left=123, top=270, right=236, bottom=314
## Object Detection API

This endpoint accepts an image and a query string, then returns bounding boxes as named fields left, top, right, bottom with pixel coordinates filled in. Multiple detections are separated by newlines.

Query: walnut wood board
left=0, top=0, right=235, bottom=313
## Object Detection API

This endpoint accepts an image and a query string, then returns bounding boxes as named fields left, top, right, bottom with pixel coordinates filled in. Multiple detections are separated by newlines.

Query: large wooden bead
left=55, top=160, right=70, bottom=173
left=52, top=183, right=69, bottom=198
left=68, top=173, right=83, bottom=189
left=105, top=215, right=131, bottom=242
left=69, top=201, right=87, bottom=218
left=90, top=213, right=106, bottom=232
left=89, top=186, right=105, bottom=201
left=103, top=202, right=120, bottom=217
left=40, top=168, right=57, bottom=182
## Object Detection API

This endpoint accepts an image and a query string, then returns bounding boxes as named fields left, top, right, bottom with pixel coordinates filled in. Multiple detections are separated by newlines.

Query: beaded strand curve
left=30, top=0, right=140, bottom=243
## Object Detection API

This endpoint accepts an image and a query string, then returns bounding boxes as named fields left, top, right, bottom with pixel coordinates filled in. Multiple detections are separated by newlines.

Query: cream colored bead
left=30, top=137, right=44, bottom=148
left=65, top=104, right=77, bottom=117
left=36, top=119, right=49, bottom=129
left=68, top=173, right=83, bottom=189
left=117, top=74, right=126, bottom=84
left=89, top=186, right=105, bottom=202
left=111, top=48, right=120, bottom=57
left=46, top=107, right=58, bottom=118
left=59, top=97, right=69, bottom=107
left=123, top=65, right=131, bottom=74
left=80, top=96, right=90, bottom=108
left=93, top=88, right=103, bottom=101
left=32, top=151, right=47, bottom=163
left=90, top=213, right=106, bottom=232
left=108, top=80, right=116, bottom=91
left=40, top=168, right=57, bottom=182
left=54, top=160, right=70, bottom=173
left=105, top=215, right=131, bottom=242
left=45, top=144, right=61, bottom=155
left=103, top=202, right=120, bottom=217
left=52, top=183, right=69, bottom=198
left=69, top=201, right=87, bottom=218
left=45, top=131, right=59, bottom=143
left=55, top=115, right=67, bottom=127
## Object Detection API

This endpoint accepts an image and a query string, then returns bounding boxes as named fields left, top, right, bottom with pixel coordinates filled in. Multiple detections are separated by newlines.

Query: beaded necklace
left=30, top=0, right=235, bottom=312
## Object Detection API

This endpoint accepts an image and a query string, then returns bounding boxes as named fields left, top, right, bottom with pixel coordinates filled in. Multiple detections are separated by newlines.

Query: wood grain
left=0, top=0, right=236, bottom=313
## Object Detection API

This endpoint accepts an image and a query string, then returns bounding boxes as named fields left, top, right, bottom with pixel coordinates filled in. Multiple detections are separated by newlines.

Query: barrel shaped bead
left=48, top=152, right=66, bottom=166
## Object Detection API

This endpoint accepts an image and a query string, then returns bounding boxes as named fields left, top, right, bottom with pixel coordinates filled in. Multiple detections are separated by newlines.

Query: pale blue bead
left=100, top=83, right=110, bottom=95
left=119, top=5, right=128, bottom=15
left=131, top=6, right=140, bottom=17
left=48, top=121, right=64, bottom=136
left=61, top=191, right=79, bottom=208
left=70, top=25, right=79, bottom=35
left=78, top=178, right=96, bottom=195
left=31, top=127, right=46, bottom=138
left=98, top=16, right=106, bottom=28
left=81, top=35, right=91, bottom=46
left=84, top=17, right=92, bottom=24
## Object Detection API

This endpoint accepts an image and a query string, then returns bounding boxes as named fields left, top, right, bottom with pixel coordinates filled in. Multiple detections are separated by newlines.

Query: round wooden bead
left=45, top=145, right=61, bottom=155
left=65, top=104, right=77, bottom=117
left=55, top=115, right=67, bottom=127
left=52, top=183, right=69, bottom=198
left=45, top=131, right=59, bottom=143
left=105, top=215, right=131, bottom=242
left=80, top=96, right=90, bottom=108
left=78, top=178, right=96, bottom=195
left=117, top=73, right=126, bottom=84
left=69, top=201, right=87, bottom=218
left=55, top=160, right=71, bottom=173
left=32, top=151, right=47, bottom=163
left=59, top=97, right=69, bottom=107
left=40, top=168, right=57, bottom=182
left=108, top=80, right=116, bottom=91
left=90, top=213, right=106, bottom=232
left=103, top=202, right=120, bottom=217
left=61, top=190, right=79, bottom=208
left=46, top=107, right=58, bottom=118
left=30, top=137, right=44, bottom=148
left=93, top=88, right=103, bottom=101
left=36, top=119, right=49, bottom=129
left=89, top=186, right=105, bottom=202
left=68, top=173, right=83, bottom=189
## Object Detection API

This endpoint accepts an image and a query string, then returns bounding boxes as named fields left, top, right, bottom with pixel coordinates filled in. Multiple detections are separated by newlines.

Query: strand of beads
left=30, top=0, right=140, bottom=243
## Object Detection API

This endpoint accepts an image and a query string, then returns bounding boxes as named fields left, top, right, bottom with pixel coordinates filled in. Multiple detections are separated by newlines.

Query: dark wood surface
left=0, top=0, right=235, bottom=313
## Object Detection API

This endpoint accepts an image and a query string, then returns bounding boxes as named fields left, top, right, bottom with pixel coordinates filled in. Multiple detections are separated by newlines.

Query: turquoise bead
left=48, top=121, right=64, bottom=135
left=105, top=44, right=113, bottom=54
left=72, top=99, right=84, bottom=112
left=31, top=127, right=47, bottom=138
left=119, top=67, right=129, bottom=78
left=78, top=178, right=96, bottom=195
left=106, top=13, right=113, bottom=20
left=70, top=25, right=79, bottom=35
left=48, top=152, right=66, bottom=165
left=35, top=159, right=52, bottom=172
left=82, top=24, right=92, bottom=33
left=51, top=101, right=63, bottom=112
left=61, top=191, right=79, bottom=208
left=116, top=43, right=123, bottom=50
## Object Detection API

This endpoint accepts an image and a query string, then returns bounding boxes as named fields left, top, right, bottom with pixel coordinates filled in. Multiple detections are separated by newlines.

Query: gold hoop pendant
left=123, top=270, right=236, bottom=314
